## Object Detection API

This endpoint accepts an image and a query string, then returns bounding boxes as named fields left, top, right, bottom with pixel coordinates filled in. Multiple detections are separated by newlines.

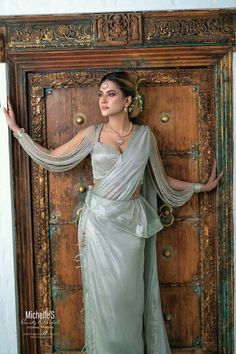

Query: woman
left=3, top=72, right=222, bottom=354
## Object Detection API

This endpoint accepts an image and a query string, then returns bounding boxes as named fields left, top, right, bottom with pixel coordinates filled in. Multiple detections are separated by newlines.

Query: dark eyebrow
left=98, top=89, right=117, bottom=93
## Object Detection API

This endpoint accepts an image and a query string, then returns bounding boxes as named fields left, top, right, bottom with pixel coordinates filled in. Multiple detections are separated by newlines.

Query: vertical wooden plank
left=215, top=51, right=234, bottom=353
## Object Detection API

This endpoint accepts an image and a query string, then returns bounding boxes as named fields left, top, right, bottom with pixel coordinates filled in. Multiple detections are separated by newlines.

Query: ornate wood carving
left=144, top=15, right=234, bottom=45
left=94, top=13, right=142, bottom=46
left=7, top=21, right=93, bottom=49
left=4, top=11, right=235, bottom=50
left=28, top=84, right=53, bottom=352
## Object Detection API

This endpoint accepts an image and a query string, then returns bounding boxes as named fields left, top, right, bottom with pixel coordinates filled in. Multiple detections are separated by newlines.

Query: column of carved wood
left=28, top=83, right=53, bottom=353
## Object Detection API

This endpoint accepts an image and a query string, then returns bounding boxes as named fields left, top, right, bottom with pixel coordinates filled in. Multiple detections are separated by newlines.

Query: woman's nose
left=100, top=95, right=107, bottom=103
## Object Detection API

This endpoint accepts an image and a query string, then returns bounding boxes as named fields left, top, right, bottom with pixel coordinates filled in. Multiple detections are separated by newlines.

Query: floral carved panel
left=4, top=12, right=234, bottom=50
left=144, top=15, right=234, bottom=45
left=94, top=13, right=142, bottom=46
left=7, top=21, right=93, bottom=49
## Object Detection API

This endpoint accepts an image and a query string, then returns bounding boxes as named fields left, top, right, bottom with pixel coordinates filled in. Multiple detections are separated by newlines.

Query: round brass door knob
left=162, top=248, right=171, bottom=257
left=160, top=113, right=170, bottom=123
left=76, top=113, right=85, bottom=125
left=164, top=313, right=173, bottom=321
left=79, top=186, right=86, bottom=193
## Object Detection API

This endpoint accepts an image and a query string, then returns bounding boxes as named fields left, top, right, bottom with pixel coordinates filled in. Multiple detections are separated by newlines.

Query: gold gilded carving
left=7, top=21, right=92, bottom=49
left=145, top=16, right=234, bottom=45
left=5, top=13, right=235, bottom=51
left=30, top=86, right=52, bottom=352
left=95, top=13, right=142, bottom=46
left=198, top=78, right=217, bottom=351
left=29, top=71, right=104, bottom=90
left=135, top=69, right=210, bottom=87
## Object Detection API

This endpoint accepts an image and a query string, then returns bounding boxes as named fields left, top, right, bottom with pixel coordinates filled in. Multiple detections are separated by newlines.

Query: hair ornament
left=128, top=89, right=144, bottom=114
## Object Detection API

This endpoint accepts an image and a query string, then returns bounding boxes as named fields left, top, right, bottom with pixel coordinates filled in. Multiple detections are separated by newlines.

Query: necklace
left=107, top=122, right=133, bottom=145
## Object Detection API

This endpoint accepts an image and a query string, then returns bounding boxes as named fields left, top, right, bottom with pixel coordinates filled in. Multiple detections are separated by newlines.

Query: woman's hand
left=201, top=159, right=223, bottom=192
left=2, top=97, right=20, bottom=133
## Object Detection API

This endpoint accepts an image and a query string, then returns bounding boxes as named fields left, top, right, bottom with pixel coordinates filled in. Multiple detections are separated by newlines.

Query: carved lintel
left=7, top=21, right=93, bottom=49
left=94, top=13, right=142, bottom=46
left=3, top=12, right=235, bottom=51
left=144, top=16, right=234, bottom=46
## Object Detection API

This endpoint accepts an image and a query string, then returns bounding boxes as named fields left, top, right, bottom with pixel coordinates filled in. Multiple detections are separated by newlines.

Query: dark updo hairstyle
left=99, top=72, right=143, bottom=124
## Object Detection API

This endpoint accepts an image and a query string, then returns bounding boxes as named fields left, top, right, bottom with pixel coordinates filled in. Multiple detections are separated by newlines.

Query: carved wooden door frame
left=0, top=9, right=235, bottom=354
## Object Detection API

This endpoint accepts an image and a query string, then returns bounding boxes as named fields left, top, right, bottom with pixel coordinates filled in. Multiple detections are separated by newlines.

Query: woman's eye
left=98, top=92, right=116, bottom=98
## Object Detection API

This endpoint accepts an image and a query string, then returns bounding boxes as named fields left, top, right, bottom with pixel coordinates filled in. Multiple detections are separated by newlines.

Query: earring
left=124, top=106, right=128, bottom=112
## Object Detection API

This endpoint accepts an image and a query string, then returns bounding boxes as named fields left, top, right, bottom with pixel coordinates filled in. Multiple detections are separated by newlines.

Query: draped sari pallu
left=16, top=123, right=195, bottom=354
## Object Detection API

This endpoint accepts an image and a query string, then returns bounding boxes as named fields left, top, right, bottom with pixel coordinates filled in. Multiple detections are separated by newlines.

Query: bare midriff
left=130, top=184, right=142, bottom=199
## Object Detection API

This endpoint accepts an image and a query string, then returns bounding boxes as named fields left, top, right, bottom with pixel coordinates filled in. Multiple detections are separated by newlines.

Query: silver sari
left=16, top=123, right=195, bottom=354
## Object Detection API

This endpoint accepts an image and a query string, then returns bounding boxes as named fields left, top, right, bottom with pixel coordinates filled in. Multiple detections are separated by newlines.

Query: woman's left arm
left=166, top=159, right=223, bottom=193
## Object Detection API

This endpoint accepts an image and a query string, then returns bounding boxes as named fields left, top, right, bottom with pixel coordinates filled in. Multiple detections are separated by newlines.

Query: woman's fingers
left=2, top=99, right=18, bottom=131
left=209, top=159, right=216, bottom=182
left=7, top=98, right=15, bottom=118
left=204, top=169, right=223, bottom=192
left=2, top=106, right=10, bottom=120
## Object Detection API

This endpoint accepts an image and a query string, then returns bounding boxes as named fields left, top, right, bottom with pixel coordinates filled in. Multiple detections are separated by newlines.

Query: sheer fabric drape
left=15, top=123, right=195, bottom=353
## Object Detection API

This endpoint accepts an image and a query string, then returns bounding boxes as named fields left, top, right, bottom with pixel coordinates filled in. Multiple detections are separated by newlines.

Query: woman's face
left=98, top=80, right=130, bottom=117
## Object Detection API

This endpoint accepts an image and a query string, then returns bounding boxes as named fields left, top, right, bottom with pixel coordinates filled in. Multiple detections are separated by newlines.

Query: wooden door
left=28, top=80, right=106, bottom=353
left=26, top=68, right=217, bottom=353
left=48, top=85, right=108, bottom=352
left=141, top=69, right=216, bottom=353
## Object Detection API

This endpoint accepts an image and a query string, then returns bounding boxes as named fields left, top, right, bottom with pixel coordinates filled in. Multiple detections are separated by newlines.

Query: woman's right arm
left=3, top=98, right=93, bottom=157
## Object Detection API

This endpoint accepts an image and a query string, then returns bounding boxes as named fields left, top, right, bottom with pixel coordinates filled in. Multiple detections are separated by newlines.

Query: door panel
left=161, top=287, right=201, bottom=347
left=50, top=224, right=82, bottom=286
left=157, top=220, right=199, bottom=283
left=53, top=289, right=84, bottom=350
left=45, top=86, right=104, bottom=352
left=143, top=86, right=198, bottom=151
left=27, top=68, right=217, bottom=353
left=142, top=73, right=216, bottom=353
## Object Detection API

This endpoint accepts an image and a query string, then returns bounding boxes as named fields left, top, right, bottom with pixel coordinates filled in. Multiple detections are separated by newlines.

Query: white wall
left=0, top=2, right=235, bottom=354
left=0, top=0, right=236, bottom=15
left=0, top=65, right=19, bottom=354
